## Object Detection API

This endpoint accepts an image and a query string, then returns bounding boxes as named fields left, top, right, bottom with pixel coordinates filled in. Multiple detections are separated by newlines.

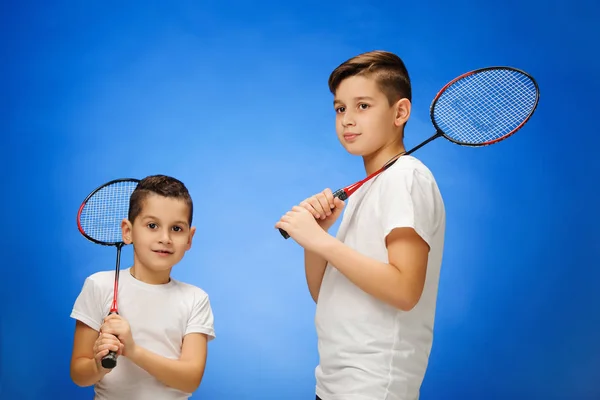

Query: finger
left=99, top=343, right=121, bottom=353
left=95, top=349, right=110, bottom=360
left=306, top=197, right=326, bottom=218
left=333, top=196, right=345, bottom=207
left=300, top=200, right=321, bottom=219
left=332, top=197, right=346, bottom=213
left=314, top=193, right=331, bottom=217
left=99, top=336, right=122, bottom=347
left=275, top=220, right=290, bottom=232
left=101, top=326, right=117, bottom=336
left=104, top=314, right=121, bottom=323
left=323, top=188, right=335, bottom=209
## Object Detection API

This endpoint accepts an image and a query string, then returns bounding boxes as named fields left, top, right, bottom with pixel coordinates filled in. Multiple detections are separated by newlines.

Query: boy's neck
left=130, top=264, right=172, bottom=285
left=363, top=144, right=406, bottom=176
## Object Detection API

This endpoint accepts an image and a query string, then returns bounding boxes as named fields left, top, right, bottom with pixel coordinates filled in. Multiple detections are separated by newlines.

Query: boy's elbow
left=184, top=366, right=206, bottom=393
left=393, top=298, right=418, bottom=312
left=69, top=370, right=91, bottom=388
left=392, top=289, right=424, bottom=312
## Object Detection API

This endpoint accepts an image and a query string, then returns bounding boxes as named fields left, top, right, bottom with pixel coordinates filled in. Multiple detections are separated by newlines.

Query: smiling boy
left=70, top=175, right=215, bottom=400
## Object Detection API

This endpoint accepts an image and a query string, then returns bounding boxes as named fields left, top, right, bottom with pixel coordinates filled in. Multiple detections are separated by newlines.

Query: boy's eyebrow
left=333, top=96, right=375, bottom=106
left=141, top=215, right=189, bottom=227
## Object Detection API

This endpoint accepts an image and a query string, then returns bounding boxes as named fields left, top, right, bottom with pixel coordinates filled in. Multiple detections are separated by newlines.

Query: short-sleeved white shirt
left=315, top=156, right=446, bottom=400
left=71, top=267, right=215, bottom=400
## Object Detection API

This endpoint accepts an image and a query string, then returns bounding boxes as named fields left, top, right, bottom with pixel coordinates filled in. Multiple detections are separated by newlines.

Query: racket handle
left=279, top=228, right=291, bottom=239
left=100, top=310, right=119, bottom=369
left=332, top=189, right=348, bottom=201
left=101, top=350, right=118, bottom=369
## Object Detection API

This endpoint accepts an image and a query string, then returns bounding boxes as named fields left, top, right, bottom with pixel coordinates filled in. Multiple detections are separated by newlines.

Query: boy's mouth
left=343, top=132, right=360, bottom=141
left=153, top=249, right=173, bottom=254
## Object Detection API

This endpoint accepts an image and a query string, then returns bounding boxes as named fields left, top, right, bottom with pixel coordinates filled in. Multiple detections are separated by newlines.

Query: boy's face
left=333, top=75, right=410, bottom=157
left=121, top=194, right=195, bottom=274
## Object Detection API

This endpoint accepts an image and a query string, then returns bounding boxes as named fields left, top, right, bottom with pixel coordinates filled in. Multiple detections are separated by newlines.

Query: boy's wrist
left=93, top=358, right=110, bottom=379
left=312, top=231, right=337, bottom=258
left=125, top=344, right=143, bottom=363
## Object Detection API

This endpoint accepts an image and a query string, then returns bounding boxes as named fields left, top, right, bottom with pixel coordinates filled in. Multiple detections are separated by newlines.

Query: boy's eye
left=148, top=223, right=157, bottom=229
left=359, top=103, right=369, bottom=110
left=172, top=226, right=182, bottom=232
left=335, top=106, right=345, bottom=113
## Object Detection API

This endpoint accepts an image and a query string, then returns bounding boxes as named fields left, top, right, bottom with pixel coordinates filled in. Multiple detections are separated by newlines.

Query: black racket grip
left=101, top=350, right=118, bottom=369
left=279, top=189, right=347, bottom=240
left=100, top=310, right=118, bottom=369
left=279, top=228, right=290, bottom=239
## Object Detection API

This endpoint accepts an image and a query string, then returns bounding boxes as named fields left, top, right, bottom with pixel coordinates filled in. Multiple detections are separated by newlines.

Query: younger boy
left=70, top=175, right=215, bottom=400
left=275, top=51, right=446, bottom=400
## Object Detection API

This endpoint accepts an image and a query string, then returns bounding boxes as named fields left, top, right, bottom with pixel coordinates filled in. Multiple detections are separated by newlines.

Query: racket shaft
left=101, top=245, right=122, bottom=369
left=406, top=131, right=443, bottom=155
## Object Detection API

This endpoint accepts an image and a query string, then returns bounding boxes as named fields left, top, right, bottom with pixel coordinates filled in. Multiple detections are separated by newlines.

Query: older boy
left=70, top=175, right=215, bottom=400
left=276, top=50, right=446, bottom=400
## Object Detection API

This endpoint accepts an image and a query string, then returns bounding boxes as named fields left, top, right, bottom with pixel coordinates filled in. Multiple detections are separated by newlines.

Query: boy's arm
left=70, top=276, right=121, bottom=386
left=102, top=314, right=208, bottom=393
left=301, top=190, right=346, bottom=303
left=311, top=169, right=440, bottom=311
left=304, top=249, right=328, bottom=303
left=127, top=333, right=208, bottom=393
left=101, top=291, right=215, bottom=394
left=278, top=169, right=441, bottom=311
left=70, top=321, right=120, bottom=386
left=312, top=228, right=429, bottom=311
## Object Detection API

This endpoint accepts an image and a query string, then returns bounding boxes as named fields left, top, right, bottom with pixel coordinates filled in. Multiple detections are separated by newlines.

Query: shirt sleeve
left=378, top=167, right=443, bottom=248
left=70, top=277, right=105, bottom=331
left=186, top=291, right=216, bottom=341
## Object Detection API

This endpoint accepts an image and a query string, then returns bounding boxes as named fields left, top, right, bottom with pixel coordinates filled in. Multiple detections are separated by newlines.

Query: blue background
left=2, top=1, right=599, bottom=399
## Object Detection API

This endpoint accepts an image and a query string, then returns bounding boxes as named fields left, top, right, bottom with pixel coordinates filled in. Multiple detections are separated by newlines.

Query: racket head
left=77, top=178, right=140, bottom=246
left=430, top=66, right=540, bottom=147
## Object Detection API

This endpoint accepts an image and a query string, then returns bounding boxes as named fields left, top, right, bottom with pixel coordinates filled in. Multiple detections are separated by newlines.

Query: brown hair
left=128, top=175, right=194, bottom=225
left=328, top=50, right=412, bottom=105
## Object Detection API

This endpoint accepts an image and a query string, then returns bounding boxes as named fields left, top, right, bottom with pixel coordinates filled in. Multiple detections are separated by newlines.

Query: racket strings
left=79, top=181, right=139, bottom=243
left=433, top=69, right=537, bottom=144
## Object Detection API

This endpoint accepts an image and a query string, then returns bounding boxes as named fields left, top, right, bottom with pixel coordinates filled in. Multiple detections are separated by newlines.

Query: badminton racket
left=76, top=178, right=140, bottom=368
left=279, top=66, right=540, bottom=239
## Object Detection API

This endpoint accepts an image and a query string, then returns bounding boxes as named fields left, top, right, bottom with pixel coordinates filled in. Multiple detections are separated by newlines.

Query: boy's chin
left=342, top=144, right=372, bottom=157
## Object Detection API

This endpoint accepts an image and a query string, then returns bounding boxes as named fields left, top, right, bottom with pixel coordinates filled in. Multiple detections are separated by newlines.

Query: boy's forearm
left=127, top=345, right=204, bottom=393
left=313, top=235, right=419, bottom=311
left=304, top=249, right=328, bottom=303
left=70, top=357, right=107, bottom=387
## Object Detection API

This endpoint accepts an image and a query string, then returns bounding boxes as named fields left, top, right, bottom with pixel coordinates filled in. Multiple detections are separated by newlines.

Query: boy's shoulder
left=83, top=269, right=118, bottom=287
left=170, top=276, right=212, bottom=299
left=387, top=155, right=438, bottom=183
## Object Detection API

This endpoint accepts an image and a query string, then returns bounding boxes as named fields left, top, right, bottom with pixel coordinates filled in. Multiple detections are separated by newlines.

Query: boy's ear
left=121, top=219, right=133, bottom=244
left=186, top=226, right=196, bottom=251
left=394, top=98, right=411, bottom=127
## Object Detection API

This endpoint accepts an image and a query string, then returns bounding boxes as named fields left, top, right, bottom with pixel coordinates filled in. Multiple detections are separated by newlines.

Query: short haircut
left=328, top=50, right=412, bottom=105
left=128, top=175, right=194, bottom=225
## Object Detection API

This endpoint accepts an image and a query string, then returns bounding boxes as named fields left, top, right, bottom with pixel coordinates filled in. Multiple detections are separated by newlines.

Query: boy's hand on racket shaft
left=93, top=332, right=123, bottom=372
left=300, top=189, right=345, bottom=231
left=101, top=314, right=137, bottom=357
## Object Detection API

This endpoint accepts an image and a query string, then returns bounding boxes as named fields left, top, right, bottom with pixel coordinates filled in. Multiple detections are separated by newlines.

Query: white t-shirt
left=70, top=267, right=216, bottom=400
left=315, top=156, right=446, bottom=400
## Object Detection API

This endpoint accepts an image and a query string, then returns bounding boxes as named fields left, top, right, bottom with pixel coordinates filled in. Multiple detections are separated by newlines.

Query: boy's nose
left=159, top=230, right=172, bottom=244
left=342, top=114, right=356, bottom=126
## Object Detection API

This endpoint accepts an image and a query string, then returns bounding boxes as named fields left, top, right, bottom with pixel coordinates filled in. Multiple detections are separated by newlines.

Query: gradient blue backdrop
left=2, top=1, right=599, bottom=399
